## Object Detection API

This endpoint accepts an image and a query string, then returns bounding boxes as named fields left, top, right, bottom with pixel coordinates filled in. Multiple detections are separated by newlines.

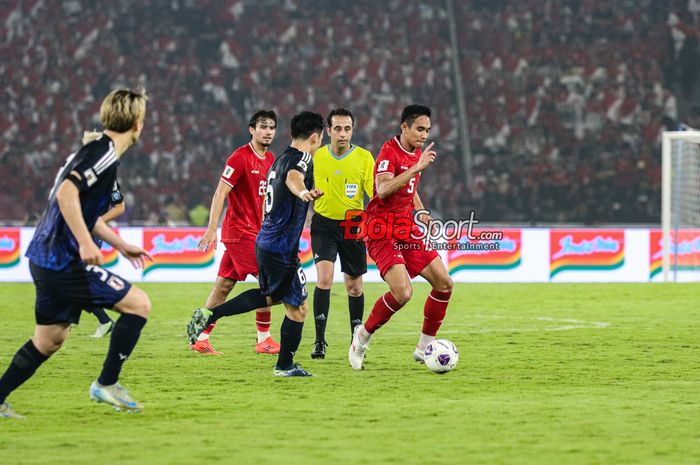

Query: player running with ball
left=348, top=104, right=454, bottom=370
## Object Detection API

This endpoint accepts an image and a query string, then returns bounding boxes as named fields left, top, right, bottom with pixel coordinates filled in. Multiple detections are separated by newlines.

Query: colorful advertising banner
left=550, top=229, right=625, bottom=278
left=649, top=229, right=700, bottom=279
left=142, top=228, right=214, bottom=276
left=447, top=229, right=522, bottom=275
left=0, top=228, right=20, bottom=268
left=299, top=229, right=314, bottom=268
left=100, top=228, right=119, bottom=268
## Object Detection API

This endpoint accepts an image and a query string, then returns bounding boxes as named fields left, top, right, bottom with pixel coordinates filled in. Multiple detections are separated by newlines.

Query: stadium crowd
left=0, top=0, right=698, bottom=225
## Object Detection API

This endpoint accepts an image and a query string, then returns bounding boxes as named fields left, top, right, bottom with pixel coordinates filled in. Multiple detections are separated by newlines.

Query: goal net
left=661, top=130, right=700, bottom=281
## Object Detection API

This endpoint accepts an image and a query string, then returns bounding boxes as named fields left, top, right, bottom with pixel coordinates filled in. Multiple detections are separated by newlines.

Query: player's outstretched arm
left=199, top=181, right=232, bottom=251
left=93, top=218, right=152, bottom=269
left=286, top=170, right=323, bottom=202
left=55, top=175, right=102, bottom=265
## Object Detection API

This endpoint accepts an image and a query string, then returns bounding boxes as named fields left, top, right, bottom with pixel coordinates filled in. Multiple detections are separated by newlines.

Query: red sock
left=364, top=292, right=404, bottom=334
left=422, top=290, right=452, bottom=336
left=202, top=321, right=216, bottom=336
left=256, top=309, right=271, bottom=333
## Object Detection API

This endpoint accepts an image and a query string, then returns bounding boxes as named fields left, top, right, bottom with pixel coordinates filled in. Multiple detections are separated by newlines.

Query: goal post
left=661, top=130, right=700, bottom=281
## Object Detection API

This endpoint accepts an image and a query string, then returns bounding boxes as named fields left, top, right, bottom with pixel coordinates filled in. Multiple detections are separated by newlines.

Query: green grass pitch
left=1, top=282, right=699, bottom=465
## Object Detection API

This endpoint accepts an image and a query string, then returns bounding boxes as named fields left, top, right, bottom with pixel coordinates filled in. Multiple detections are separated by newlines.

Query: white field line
left=390, top=314, right=610, bottom=335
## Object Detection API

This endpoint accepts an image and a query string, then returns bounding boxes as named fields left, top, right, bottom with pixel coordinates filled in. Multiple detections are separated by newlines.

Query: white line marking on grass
left=391, top=314, right=610, bottom=335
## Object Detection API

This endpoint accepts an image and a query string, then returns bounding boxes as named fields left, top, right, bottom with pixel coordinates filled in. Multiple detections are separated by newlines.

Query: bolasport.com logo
left=339, top=209, right=503, bottom=251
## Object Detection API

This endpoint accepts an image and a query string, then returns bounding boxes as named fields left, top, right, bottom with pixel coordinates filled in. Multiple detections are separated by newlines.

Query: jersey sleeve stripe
left=94, top=153, right=117, bottom=175
left=220, top=177, right=234, bottom=188
left=93, top=148, right=117, bottom=174
left=376, top=171, right=394, bottom=178
left=92, top=145, right=115, bottom=171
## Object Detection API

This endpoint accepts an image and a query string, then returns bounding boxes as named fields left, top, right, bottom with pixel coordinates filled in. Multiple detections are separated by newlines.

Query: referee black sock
left=276, top=317, right=304, bottom=370
left=0, top=339, right=49, bottom=404
left=348, top=293, right=365, bottom=337
left=88, top=307, right=112, bottom=324
left=210, top=289, right=268, bottom=323
left=313, top=287, right=331, bottom=342
left=98, top=313, right=147, bottom=386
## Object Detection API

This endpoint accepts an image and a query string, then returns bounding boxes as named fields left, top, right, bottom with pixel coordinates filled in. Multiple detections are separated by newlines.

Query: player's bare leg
left=311, top=260, right=334, bottom=358
left=350, top=264, right=412, bottom=369
left=0, top=323, right=70, bottom=418
left=273, top=302, right=312, bottom=377
left=414, top=257, right=454, bottom=362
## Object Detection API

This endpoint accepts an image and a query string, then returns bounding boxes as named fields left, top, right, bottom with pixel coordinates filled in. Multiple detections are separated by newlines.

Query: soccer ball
left=424, top=339, right=459, bottom=374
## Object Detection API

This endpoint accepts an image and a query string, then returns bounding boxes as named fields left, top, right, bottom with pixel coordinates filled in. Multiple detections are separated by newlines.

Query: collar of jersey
left=248, top=142, right=268, bottom=160
left=393, top=136, right=417, bottom=156
left=327, top=144, right=356, bottom=160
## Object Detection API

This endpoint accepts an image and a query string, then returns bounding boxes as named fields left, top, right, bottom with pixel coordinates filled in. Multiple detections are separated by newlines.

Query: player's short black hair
left=291, top=111, right=324, bottom=140
left=249, top=110, right=277, bottom=129
left=327, top=108, right=355, bottom=127
left=401, top=104, right=432, bottom=127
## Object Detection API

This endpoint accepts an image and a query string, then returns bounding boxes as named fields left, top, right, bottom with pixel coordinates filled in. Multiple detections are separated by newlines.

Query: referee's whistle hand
left=310, top=188, right=324, bottom=200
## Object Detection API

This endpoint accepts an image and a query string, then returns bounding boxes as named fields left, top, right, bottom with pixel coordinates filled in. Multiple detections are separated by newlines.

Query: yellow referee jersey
left=313, top=144, right=375, bottom=220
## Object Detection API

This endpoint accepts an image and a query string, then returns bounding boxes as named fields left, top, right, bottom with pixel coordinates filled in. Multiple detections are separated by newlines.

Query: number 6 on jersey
left=264, top=170, right=276, bottom=214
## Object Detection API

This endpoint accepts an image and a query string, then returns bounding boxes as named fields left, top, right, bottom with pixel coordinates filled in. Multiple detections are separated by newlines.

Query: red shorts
left=366, top=232, right=439, bottom=279
left=218, top=237, right=259, bottom=281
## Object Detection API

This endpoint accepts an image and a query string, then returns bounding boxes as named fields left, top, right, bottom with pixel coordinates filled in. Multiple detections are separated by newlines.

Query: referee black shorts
left=310, top=213, right=367, bottom=277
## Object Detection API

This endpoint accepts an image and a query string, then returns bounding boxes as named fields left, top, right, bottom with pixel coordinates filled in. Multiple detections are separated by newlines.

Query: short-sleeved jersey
left=26, top=135, right=119, bottom=270
left=110, top=180, right=124, bottom=206
left=256, top=146, right=314, bottom=255
left=366, top=136, right=422, bottom=219
left=313, top=144, right=374, bottom=220
left=219, top=143, right=274, bottom=242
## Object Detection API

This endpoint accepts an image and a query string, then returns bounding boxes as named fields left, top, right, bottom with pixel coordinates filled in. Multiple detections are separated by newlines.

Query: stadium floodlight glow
left=661, top=130, right=700, bottom=282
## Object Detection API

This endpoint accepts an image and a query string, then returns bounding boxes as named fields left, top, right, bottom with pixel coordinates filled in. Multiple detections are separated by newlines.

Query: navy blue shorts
left=255, top=246, right=307, bottom=307
left=30, top=261, right=132, bottom=325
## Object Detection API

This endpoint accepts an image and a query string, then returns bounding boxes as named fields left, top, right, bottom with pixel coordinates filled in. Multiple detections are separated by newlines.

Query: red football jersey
left=219, top=143, right=274, bottom=242
left=366, top=136, right=422, bottom=218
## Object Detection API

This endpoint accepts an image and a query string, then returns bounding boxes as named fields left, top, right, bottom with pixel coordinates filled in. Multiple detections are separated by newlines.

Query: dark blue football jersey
left=26, top=135, right=119, bottom=270
left=256, top=146, right=314, bottom=255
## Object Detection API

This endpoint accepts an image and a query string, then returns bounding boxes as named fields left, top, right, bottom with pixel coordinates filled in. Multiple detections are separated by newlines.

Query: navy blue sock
left=275, top=317, right=304, bottom=370
left=98, top=314, right=147, bottom=386
left=88, top=307, right=112, bottom=324
left=210, top=288, right=267, bottom=323
left=0, top=340, right=49, bottom=404
left=348, top=294, right=364, bottom=336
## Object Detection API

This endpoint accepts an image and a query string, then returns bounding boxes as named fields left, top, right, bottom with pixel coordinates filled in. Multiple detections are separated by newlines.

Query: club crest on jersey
left=223, top=166, right=234, bottom=179
left=83, top=168, right=97, bottom=187
left=345, top=183, right=358, bottom=199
